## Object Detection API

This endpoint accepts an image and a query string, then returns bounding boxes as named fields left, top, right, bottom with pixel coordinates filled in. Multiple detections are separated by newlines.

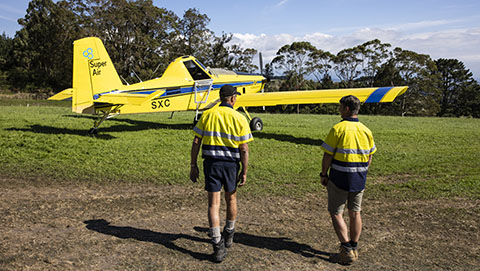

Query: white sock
left=226, top=220, right=235, bottom=231
left=209, top=227, right=221, bottom=243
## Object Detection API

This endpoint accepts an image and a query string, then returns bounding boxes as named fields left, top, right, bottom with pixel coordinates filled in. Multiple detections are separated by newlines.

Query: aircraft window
left=196, top=60, right=208, bottom=70
left=184, top=60, right=211, bottom=81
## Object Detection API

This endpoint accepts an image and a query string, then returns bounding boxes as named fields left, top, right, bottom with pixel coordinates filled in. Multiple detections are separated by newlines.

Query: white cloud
left=230, top=26, right=480, bottom=79
left=0, top=15, right=17, bottom=23
left=275, top=0, right=289, bottom=7
left=0, top=4, right=26, bottom=15
left=386, top=19, right=465, bottom=32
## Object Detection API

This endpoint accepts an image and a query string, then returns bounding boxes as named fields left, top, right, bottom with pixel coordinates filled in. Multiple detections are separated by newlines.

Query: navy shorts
left=203, top=159, right=239, bottom=192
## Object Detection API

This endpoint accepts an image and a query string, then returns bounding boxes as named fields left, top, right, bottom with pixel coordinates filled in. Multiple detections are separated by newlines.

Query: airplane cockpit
left=183, top=59, right=211, bottom=81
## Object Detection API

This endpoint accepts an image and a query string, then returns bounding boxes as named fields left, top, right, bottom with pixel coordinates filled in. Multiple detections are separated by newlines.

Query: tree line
left=266, top=40, right=480, bottom=117
left=0, top=0, right=479, bottom=118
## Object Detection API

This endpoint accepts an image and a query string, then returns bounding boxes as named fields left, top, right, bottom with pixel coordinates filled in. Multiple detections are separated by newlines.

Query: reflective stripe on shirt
left=194, top=127, right=253, bottom=142
left=202, top=145, right=241, bottom=160
left=203, top=149, right=240, bottom=159
left=331, top=163, right=369, bottom=173
left=336, top=144, right=376, bottom=155
left=331, top=160, right=369, bottom=173
left=321, top=142, right=335, bottom=153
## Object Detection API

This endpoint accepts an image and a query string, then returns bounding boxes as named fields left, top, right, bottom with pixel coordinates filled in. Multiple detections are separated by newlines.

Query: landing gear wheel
left=88, top=128, right=98, bottom=135
left=250, top=117, right=263, bottom=132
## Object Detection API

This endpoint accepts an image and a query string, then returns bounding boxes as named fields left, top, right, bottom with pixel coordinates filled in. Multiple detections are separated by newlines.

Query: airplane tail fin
left=71, top=37, right=123, bottom=113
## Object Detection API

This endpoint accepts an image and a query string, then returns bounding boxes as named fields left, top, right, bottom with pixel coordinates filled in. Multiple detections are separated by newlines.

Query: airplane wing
left=235, top=86, right=408, bottom=107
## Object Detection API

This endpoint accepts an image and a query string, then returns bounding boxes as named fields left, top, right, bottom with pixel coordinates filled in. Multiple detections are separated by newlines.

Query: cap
left=219, top=85, right=241, bottom=98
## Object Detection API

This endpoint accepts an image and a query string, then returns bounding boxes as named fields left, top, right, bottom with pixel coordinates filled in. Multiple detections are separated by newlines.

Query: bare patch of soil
left=1, top=178, right=478, bottom=270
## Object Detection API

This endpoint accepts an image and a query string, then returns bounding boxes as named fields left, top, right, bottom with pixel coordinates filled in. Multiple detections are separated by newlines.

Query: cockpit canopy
left=183, top=59, right=211, bottom=80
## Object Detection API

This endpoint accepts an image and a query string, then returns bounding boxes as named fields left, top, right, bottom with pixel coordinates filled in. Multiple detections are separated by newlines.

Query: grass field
left=1, top=101, right=479, bottom=199
left=1, top=100, right=479, bottom=270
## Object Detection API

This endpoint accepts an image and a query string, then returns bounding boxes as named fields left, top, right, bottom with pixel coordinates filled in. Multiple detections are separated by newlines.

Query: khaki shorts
left=327, top=181, right=364, bottom=215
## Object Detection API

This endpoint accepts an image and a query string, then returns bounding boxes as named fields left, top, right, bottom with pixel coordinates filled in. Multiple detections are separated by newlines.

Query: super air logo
left=83, top=48, right=94, bottom=59
left=151, top=99, right=171, bottom=109
left=89, top=61, right=107, bottom=76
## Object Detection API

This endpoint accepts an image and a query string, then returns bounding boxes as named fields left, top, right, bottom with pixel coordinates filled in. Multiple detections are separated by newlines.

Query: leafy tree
left=12, top=0, right=82, bottom=92
left=201, top=32, right=257, bottom=73
left=271, top=41, right=317, bottom=90
left=203, top=32, right=231, bottom=68
left=462, top=81, right=480, bottom=118
left=310, top=49, right=334, bottom=84
left=357, top=39, right=391, bottom=87
left=271, top=42, right=319, bottom=113
left=387, top=48, right=441, bottom=116
left=332, top=47, right=363, bottom=87
left=226, top=45, right=258, bottom=73
left=0, top=33, right=14, bottom=89
left=435, top=58, right=478, bottom=117
left=174, top=8, right=212, bottom=60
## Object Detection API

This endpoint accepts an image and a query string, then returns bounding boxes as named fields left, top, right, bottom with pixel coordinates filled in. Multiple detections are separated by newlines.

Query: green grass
left=1, top=100, right=479, bottom=200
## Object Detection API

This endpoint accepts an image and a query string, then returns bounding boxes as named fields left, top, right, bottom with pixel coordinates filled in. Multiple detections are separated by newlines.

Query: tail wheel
left=88, top=128, right=98, bottom=135
left=250, top=117, right=263, bottom=132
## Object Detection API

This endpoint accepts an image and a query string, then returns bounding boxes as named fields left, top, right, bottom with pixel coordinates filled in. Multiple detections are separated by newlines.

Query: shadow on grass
left=194, top=226, right=330, bottom=261
left=84, top=219, right=212, bottom=262
left=5, top=118, right=193, bottom=140
left=5, top=125, right=116, bottom=140
left=66, top=115, right=194, bottom=131
left=254, top=132, right=324, bottom=146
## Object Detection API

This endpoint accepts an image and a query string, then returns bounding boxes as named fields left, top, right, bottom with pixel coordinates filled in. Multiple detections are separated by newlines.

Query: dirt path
left=1, top=178, right=478, bottom=270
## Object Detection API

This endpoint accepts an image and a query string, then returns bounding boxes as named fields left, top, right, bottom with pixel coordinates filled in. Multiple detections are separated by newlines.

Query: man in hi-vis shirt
left=320, top=95, right=376, bottom=265
left=190, top=85, right=253, bottom=263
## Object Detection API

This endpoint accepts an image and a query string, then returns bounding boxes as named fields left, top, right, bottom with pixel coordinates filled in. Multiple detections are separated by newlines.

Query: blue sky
left=1, top=0, right=480, bottom=78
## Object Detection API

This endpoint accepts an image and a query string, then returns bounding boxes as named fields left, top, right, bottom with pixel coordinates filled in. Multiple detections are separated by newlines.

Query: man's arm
left=368, top=155, right=373, bottom=167
left=237, top=143, right=249, bottom=186
left=190, top=136, right=202, bottom=183
left=321, top=152, right=333, bottom=186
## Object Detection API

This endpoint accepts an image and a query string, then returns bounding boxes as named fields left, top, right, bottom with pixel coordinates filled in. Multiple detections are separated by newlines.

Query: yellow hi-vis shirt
left=320, top=118, right=376, bottom=192
left=193, top=103, right=253, bottom=162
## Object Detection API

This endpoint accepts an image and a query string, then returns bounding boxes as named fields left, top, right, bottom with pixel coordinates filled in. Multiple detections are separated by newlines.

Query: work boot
left=330, top=245, right=355, bottom=265
left=212, top=238, right=227, bottom=263
left=352, top=247, right=359, bottom=262
left=223, top=227, right=235, bottom=248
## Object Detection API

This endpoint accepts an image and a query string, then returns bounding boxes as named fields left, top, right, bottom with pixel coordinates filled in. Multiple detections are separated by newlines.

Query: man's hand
left=320, top=172, right=329, bottom=187
left=190, top=165, right=199, bottom=183
left=237, top=170, right=247, bottom=187
left=321, top=176, right=329, bottom=187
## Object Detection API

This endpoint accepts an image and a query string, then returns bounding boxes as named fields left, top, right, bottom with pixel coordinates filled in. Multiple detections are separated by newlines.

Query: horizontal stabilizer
left=48, top=88, right=73, bottom=101
left=235, top=86, right=408, bottom=107
left=94, top=90, right=166, bottom=106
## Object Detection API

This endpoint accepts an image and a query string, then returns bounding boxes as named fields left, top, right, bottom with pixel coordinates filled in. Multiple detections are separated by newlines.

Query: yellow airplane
left=49, top=37, right=408, bottom=134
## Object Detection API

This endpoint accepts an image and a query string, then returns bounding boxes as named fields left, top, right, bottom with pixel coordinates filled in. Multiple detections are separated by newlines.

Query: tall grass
left=1, top=101, right=479, bottom=199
